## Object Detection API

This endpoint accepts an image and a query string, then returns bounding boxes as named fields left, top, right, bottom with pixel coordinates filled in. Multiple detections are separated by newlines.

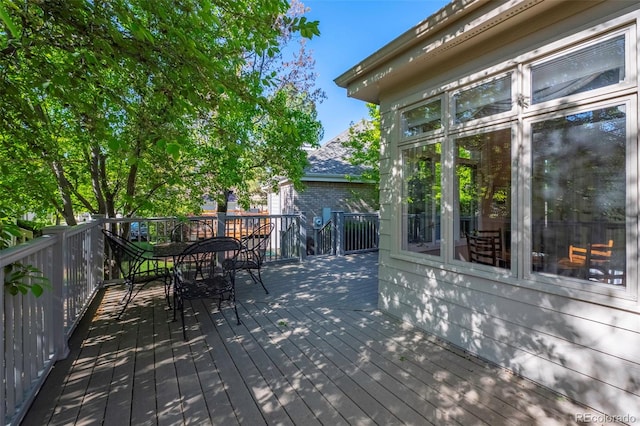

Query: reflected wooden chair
left=466, top=229, right=508, bottom=267
left=557, top=239, right=613, bottom=280
left=466, top=234, right=498, bottom=266
left=476, top=229, right=502, bottom=256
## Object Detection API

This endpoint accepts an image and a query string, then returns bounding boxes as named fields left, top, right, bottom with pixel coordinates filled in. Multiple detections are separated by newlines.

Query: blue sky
left=303, top=0, right=450, bottom=144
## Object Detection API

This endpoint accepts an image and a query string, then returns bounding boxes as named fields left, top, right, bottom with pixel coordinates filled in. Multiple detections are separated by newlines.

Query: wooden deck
left=24, top=252, right=613, bottom=425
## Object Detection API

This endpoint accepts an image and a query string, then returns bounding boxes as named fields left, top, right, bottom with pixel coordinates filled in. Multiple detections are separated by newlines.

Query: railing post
left=334, top=211, right=344, bottom=256
left=299, top=212, right=307, bottom=261
left=42, top=226, right=70, bottom=360
left=217, top=212, right=226, bottom=237
left=91, top=216, right=105, bottom=290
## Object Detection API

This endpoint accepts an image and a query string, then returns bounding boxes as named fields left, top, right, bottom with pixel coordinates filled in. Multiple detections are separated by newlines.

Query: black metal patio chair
left=173, top=236, right=242, bottom=340
left=102, top=228, right=170, bottom=319
left=232, top=222, right=274, bottom=294
left=170, top=219, right=214, bottom=242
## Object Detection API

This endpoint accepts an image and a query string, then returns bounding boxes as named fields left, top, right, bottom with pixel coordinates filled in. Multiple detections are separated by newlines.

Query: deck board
left=22, top=252, right=619, bottom=426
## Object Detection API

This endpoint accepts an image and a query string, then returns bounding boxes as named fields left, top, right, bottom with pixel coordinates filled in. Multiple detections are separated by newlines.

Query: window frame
left=521, top=97, right=637, bottom=300
left=399, top=96, right=445, bottom=141
left=398, top=137, right=445, bottom=259
left=522, top=26, right=636, bottom=117
left=449, top=123, right=516, bottom=274
left=391, top=22, right=638, bottom=303
left=449, top=72, right=517, bottom=130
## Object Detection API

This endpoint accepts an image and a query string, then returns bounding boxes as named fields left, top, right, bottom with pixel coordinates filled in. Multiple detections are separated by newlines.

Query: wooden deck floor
left=24, top=252, right=613, bottom=425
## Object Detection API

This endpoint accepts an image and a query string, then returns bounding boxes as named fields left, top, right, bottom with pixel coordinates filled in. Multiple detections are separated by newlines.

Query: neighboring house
left=269, top=123, right=377, bottom=227
left=337, top=0, right=639, bottom=419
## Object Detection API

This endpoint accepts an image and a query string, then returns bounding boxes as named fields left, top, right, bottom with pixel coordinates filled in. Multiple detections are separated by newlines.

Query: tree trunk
left=51, top=160, right=77, bottom=226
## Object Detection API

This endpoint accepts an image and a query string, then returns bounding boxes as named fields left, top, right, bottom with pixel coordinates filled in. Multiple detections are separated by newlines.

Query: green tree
left=0, top=0, right=321, bottom=224
left=345, top=103, right=380, bottom=206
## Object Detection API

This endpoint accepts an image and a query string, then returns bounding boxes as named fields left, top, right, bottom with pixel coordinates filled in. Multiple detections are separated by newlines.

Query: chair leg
left=231, top=288, right=240, bottom=325
left=247, top=268, right=268, bottom=294
left=181, top=303, right=187, bottom=340
left=164, top=273, right=172, bottom=309
left=256, top=268, right=268, bottom=294
left=117, top=277, right=159, bottom=320
left=116, top=280, right=135, bottom=320
left=173, top=292, right=179, bottom=322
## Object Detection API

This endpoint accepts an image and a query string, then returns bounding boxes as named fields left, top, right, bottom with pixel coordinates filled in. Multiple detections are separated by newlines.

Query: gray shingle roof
left=305, top=122, right=371, bottom=179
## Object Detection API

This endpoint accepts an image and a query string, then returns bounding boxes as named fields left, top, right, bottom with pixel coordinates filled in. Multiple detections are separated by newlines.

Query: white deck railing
left=1, top=220, right=104, bottom=426
left=0, top=211, right=377, bottom=425
left=310, top=212, right=380, bottom=256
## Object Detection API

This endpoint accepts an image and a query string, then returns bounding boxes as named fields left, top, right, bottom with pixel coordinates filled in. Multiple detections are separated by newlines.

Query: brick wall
left=280, top=180, right=377, bottom=220
left=298, top=181, right=376, bottom=217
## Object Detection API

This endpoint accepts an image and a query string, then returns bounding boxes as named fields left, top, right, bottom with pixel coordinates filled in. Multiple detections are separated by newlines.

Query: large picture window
left=396, top=26, right=634, bottom=297
left=531, top=105, right=627, bottom=285
left=402, top=143, right=442, bottom=256
left=454, top=129, right=512, bottom=269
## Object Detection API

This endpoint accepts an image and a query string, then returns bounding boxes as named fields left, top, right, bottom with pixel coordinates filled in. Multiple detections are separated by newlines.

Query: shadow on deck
left=24, top=253, right=610, bottom=425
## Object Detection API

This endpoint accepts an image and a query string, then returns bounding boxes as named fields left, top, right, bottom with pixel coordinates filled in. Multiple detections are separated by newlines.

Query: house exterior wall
left=297, top=181, right=377, bottom=219
left=280, top=183, right=297, bottom=215
left=279, top=180, right=377, bottom=224
left=344, top=0, right=639, bottom=419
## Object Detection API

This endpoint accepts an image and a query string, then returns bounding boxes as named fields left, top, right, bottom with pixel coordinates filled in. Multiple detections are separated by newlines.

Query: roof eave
left=335, top=0, right=594, bottom=104
left=334, top=0, right=490, bottom=103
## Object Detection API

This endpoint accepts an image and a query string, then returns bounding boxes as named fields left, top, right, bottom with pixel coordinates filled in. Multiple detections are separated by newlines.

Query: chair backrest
left=589, top=239, right=614, bottom=265
left=102, top=228, right=148, bottom=277
left=241, top=223, right=275, bottom=262
left=567, top=244, right=588, bottom=265
left=568, top=239, right=613, bottom=266
left=171, top=220, right=214, bottom=242
left=475, top=229, right=502, bottom=255
left=176, top=236, right=241, bottom=280
left=466, top=234, right=497, bottom=266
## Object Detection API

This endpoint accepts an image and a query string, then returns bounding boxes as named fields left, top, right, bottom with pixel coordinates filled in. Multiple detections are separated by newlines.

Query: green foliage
left=345, top=103, right=381, bottom=207
left=1, top=211, right=50, bottom=297
left=0, top=0, right=323, bottom=223
left=4, top=262, right=50, bottom=297
left=0, top=213, right=22, bottom=244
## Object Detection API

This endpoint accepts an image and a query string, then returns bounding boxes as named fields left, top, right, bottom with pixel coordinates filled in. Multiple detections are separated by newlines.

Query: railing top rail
left=46, top=220, right=100, bottom=237
left=0, top=234, right=57, bottom=268
left=103, top=213, right=301, bottom=223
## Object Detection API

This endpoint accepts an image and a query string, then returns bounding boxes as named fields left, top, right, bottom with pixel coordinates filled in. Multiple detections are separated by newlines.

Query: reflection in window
left=532, top=106, right=626, bottom=285
left=455, top=129, right=511, bottom=268
left=402, top=144, right=442, bottom=256
left=454, top=74, right=512, bottom=123
left=402, top=99, right=442, bottom=137
left=532, top=35, right=625, bottom=104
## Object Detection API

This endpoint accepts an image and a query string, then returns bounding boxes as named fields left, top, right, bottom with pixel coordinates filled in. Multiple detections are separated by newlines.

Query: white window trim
left=522, top=26, right=636, bottom=118
left=397, top=137, right=444, bottom=259
left=521, top=97, right=637, bottom=302
left=447, top=122, right=516, bottom=272
left=449, top=71, right=517, bottom=131
left=391, top=18, right=639, bottom=307
left=399, top=95, right=445, bottom=142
